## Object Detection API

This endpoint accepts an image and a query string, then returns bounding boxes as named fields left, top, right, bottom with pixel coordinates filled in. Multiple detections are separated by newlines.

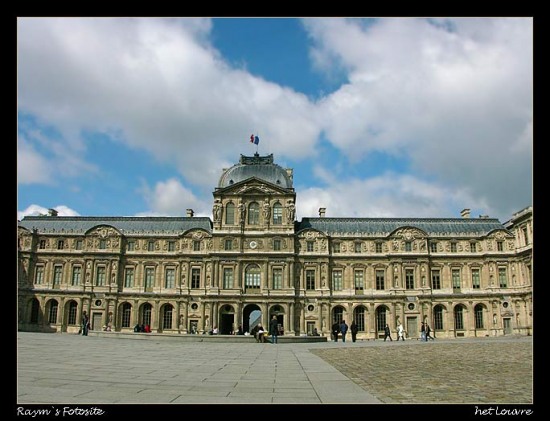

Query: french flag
left=250, top=134, right=259, bottom=145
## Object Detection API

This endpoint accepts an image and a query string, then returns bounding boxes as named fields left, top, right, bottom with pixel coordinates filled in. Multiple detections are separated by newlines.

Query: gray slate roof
left=218, top=154, right=293, bottom=189
left=297, top=218, right=508, bottom=237
left=18, top=216, right=212, bottom=236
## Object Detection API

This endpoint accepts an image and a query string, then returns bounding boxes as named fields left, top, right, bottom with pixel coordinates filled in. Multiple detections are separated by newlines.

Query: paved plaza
left=17, top=332, right=532, bottom=405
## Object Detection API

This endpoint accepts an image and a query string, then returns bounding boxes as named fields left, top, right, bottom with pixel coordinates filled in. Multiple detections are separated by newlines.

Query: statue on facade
left=238, top=201, right=246, bottom=223
left=263, top=200, right=271, bottom=221
left=213, top=200, right=222, bottom=222
left=286, top=200, right=295, bottom=222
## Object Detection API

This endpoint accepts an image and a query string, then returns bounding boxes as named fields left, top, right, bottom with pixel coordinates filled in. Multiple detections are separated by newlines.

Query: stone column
left=289, top=302, right=295, bottom=334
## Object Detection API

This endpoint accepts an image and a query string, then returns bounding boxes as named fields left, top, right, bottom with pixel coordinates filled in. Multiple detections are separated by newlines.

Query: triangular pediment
left=215, top=177, right=291, bottom=196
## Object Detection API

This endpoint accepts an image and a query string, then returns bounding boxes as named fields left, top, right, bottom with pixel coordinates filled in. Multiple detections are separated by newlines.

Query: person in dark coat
left=350, top=320, right=359, bottom=342
left=269, top=315, right=279, bottom=344
left=331, top=321, right=340, bottom=342
left=384, top=323, right=393, bottom=341
left=81, top=311, right=89, bottom=336
left=340, top=320, right=349, bottom=343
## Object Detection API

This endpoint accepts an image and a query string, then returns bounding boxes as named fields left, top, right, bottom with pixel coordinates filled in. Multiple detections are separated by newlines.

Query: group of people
left=329, top=320, right=435, bottom=342
left=251, top=316, right=280, bottom=344
left=133, top=323, right=151, bottom=333
left=421, top=322, right=434, bottom=341
left=331, top=320, right=360, bottom=342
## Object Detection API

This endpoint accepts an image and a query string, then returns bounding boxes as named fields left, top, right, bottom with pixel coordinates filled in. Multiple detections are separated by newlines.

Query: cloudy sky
left=17, top=17, right=533, bottom=223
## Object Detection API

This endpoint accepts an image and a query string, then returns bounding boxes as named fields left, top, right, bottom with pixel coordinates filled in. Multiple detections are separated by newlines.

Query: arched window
left=433, top=305, right=444, bottom=330
left=474, top=304, right=485, bottom=329
left=142, top=303, right=152, bottom=326
left=376, top=306, right=388, bottom=332
left=248, top=202, right=260, bottom=225
left=163, top=304, right=173, bottom=330
left=30, top=298, right=40, bottom=324
left=48, top=300, right=58, bottom=324
left=121, top=303, right=132, bottom=328
left=354, top=306, right=366, bottom=331
left=332, top=306, right=344, bottom=324
left=245, top=265, right=261, bottom=289
left=225, top=202, right=235, bottom=225
left=272, top=203, right=283, bottom=225
left=68, top=301, right=78, bottom=325
left=454, top=305, right=465, bottom=330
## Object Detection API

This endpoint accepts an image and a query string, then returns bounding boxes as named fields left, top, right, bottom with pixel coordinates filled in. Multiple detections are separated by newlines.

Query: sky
left=17, top=17, right=533, bottom=223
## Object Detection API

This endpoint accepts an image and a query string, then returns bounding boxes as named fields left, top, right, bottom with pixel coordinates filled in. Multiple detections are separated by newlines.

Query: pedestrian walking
left=81, top=311, right=89, bottom=336
left=340, top=320, right=348, bottom=343
left=421, top=322, right=426, bottom=341
left=350, top=320, right=359, bottom=342
left=397, top=322, right=405, bottom=341
left=269, top=315, right=279, bottom=344
left=425, top=323, right=434, bottom=340
left=384, top=323, right=393, bottom=341
left=331, top=321, right=340, bottom=342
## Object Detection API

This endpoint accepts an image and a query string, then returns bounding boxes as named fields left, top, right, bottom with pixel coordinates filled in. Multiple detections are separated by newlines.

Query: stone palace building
left=17, top=153, right=533, bottom=339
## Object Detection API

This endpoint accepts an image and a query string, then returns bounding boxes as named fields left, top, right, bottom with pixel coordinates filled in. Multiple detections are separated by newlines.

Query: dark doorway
left=220, top=314, right=234, bottom=334
left=243, top=304, right=262, bottom=334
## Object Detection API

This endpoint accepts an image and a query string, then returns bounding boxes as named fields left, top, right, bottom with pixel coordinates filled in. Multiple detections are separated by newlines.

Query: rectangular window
left=145, top=267, right=155, bottom=290
left=39, top=240, right=46, bottom=249
left=191, top=268, right=201, bottom=288
left=193, top=241, right=201, bottom=251
left=165, top=268, right=175, bottom=289
left=223, top=268, right=234, bottom=289
left=405, top=269, right=414, bottom=289
left=273, top=205, right=283, bottom=225
left=57, top=240, right=64, bottom=250
left=273, top=239, right=281, bottom=251
left=332, top=270, right=343, bottom=291
left=306, top=269, right=315, bottom=290
left=99, top=239, right=106, bottom=250
left=53, top=265, right=63, bottom=285
left=354, top=270, right=364, bottom=290
left=272, top=268, right=282, bottom=290
left=499, top=267, right=507, bottom=288
left=405, top=241, right=412, bottom=252
left=375, top=269, right=385, bottom=290
left=127, top=241, right=135, bottom=251
left=76, top=239, right=83, bottom=250
left=522, top=227, right=529, bottom=245
left=430, top=242, right=437, bottom=253
left=306, top=241, right=314, bottom=252
left=354, top=242, right=362, bottom=253
left=148, top=241, right=155, bottom=252
left=35, top=265, right=44, bottom=284
left=376, top=243, right=383, bottom=253
left=431, top=270, right=441, bottom=290
left=71, top=266, right=81, bottom=286
left=333, top=243, right=341, bottom=253
left=434, top=310, right=443, bottom=330
left=450, top=242, right=457, bottom=252
left=125, top=267, right=134, bottom=288
left=225, top=239, right=233, bottom=251
left=168, top=241, right=175, bottom=252
left=497, top=241, right=504, bottom=251
left=452, top=269, right=461, bottom=290
left=96, top=266, right=106, bottom=286
left=472, top=269, right=480, bottom=289
left=470, top=242, right=476, bottom=253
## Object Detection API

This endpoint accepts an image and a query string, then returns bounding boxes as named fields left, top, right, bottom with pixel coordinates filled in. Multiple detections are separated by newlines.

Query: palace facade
left=17, top=153, right=533, bottom=339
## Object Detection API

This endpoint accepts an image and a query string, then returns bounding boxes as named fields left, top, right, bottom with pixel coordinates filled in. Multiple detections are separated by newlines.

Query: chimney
left=319, top=207, right=326, bottom=218
left=48, top=208, right=58, bottom=217
left=186, top=209, right=194, bottom=217
left=460, top=208, right=470, bottom=219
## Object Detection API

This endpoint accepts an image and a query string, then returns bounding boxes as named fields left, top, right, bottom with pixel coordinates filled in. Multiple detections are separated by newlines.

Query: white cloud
left=17, top=135, right=53, bottom=184
left=138, top=178, right=211, bottom=217
left=18, top=204, right=80, bottom=221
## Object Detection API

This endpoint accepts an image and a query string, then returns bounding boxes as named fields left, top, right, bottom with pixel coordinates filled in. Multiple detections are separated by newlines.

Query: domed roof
left=218, top=154, right=293, bottom=189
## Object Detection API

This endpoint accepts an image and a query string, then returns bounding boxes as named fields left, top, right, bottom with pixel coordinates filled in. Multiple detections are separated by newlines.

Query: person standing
left=384, top=323, right=393, bottom=341
left=331, top=321, right=340, bottom=342
left=340, top=320, right=349, bottom=343
left=421, top=322, right=426, bottom=341
left=269, top=315, right=279, bottom=344
left=81, top=311, right=89, bottom=336
left=350, top=320, right=358, bottom=343
left=397, top=322, right=405, bottom=341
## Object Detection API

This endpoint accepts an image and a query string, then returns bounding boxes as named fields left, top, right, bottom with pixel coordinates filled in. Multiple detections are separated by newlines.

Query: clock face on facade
left=249, top=241, right=258, bottom=249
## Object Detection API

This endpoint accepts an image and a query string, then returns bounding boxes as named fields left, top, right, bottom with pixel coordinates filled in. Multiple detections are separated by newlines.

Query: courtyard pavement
left=16, top=332, right=533, bottom=406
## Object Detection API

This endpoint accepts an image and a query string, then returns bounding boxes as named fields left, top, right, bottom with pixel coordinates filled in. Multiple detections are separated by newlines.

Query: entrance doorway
left=503, top=318, right=512, bottom=335
left=219, top=305, right=235, bottom=334
left=243, top=304, right=262, bottom=334
left=407, top=316, right=418, bottom=339
left=91, top=312, right=102, bottom=331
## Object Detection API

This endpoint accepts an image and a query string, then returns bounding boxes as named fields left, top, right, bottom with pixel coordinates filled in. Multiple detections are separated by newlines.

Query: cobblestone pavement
left=311, top=336, right=533, bottom=404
